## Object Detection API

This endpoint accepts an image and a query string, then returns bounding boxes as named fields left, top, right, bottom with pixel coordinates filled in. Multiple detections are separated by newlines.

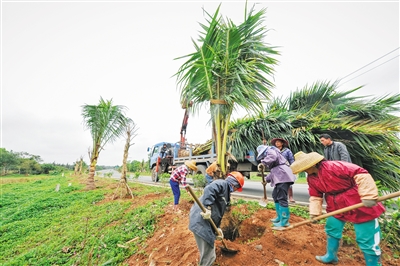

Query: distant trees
left=0, top=148, right=70, bottom=175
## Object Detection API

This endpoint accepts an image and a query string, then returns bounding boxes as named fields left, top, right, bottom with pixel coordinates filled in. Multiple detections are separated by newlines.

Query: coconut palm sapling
left=175, top=4, right=279, bottom=175
left=81, top=97, right=131, bottom=190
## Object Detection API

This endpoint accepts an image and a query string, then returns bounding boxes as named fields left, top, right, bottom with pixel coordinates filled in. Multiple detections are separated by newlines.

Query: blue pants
left=325, top=216, right=381, bottom=256
left=169, top=179, right=181, bottom=205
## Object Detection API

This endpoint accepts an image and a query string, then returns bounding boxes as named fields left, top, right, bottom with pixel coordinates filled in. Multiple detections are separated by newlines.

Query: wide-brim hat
left=271, top=138, right=289, bottom=147
left=290, top=151, right=324, bottom=174
left=256, top=145, right=269, bottom=160
left=185, top=160, right=197, bottom=172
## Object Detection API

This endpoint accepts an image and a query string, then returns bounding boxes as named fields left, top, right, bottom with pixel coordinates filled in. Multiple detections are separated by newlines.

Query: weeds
left=0, top=173, right=171, bottom=265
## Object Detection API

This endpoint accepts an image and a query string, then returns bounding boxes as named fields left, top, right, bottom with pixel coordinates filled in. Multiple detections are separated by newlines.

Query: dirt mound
left=126, top=199, right=399, bottom=266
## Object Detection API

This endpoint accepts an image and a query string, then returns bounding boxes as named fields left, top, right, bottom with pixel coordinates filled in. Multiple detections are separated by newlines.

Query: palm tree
left=81, top=97, right=131, bottom=190
left=175, top=3, right=279, bottom=175
left=229, top=81, right=400, bottom=191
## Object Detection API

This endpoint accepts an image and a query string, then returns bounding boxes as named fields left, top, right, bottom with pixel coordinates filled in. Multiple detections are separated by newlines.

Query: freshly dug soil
left=126, top=198, right=399, bottom=266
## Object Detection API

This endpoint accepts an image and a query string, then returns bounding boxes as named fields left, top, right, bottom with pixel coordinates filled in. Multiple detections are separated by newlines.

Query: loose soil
left=121, top=193, right=399, bottom=266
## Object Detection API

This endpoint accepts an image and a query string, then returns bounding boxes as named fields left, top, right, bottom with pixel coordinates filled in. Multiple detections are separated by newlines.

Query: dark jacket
left=323, top=141, right=352, bottom=163
left=188, top=179, right=231, bottom=246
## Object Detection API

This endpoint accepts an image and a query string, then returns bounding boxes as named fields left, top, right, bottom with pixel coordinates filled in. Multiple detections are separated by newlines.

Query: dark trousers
left=272, top=182, right=293, bottom=207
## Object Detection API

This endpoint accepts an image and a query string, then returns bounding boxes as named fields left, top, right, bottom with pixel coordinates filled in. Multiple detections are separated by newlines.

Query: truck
left=147, top=100, right=258, bottom=182
left=147, top=141, right=258, bottom=182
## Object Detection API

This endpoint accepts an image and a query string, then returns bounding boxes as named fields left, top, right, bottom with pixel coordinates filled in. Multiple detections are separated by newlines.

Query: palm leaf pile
left=228, top=81, right=400, bottom=191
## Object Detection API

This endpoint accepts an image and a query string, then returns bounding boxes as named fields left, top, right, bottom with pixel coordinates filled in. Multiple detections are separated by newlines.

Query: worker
left=319, top=133, right=352, bottom=162
left=257, top=145, right=296, bottom=228
left=169, top=160, right=197, bottom=212
left=290, top=151, right=385, bottom=266
left=189, top=171, right=244, bottom=266
left=271, top=138, right=296, bottom=203
left=205, top=161, right=220, bottom=185
left=160, top=143, right=168, bottom=159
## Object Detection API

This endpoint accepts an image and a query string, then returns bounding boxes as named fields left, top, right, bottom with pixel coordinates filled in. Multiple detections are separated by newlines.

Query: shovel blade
left=219, top=246, right=239, bottom=255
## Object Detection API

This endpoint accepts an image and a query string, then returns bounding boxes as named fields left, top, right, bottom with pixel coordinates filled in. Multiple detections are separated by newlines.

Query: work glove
left=362, top=199, right=377, bottom=207
left=309, top=214, right=318, bottom=224
left=216, top=228, right=224, bottom=240
left=200, top=209, right=212, bottom=220
left=258, top=163, right=265, bottom=172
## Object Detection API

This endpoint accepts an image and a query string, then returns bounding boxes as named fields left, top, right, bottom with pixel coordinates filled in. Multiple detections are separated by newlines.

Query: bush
left=192, top=174, right=207, bottom=188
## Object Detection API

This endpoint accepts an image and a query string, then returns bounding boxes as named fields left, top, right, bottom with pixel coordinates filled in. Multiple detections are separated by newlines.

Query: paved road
left=97, top=169, right=312, bottom=205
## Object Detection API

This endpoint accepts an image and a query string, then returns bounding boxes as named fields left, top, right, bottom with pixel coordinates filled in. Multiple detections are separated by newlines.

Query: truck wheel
left=151, top=167, right=160, bottom=182
left=195, top=165, right=206, bottom=176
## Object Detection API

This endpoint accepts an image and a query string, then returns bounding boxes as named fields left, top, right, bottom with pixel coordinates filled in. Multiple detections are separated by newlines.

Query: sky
left=1, top=0, right=399, bottom=166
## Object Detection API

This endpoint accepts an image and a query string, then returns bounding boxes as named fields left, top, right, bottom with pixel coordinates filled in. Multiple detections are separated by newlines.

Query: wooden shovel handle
left=283, top=190, right=400, bottom=231
left=186, top=185, right=219, bottom=232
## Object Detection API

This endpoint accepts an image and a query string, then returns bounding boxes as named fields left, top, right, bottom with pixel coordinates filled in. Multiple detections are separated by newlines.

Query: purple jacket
left=260, top=147, right=296, bottom=187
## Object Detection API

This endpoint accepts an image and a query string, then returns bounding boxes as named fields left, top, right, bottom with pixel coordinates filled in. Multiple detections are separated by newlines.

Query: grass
left=0, top=173, right=172, bottom=265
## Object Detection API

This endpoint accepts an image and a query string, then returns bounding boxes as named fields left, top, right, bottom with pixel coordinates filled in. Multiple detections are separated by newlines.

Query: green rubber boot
left=270, top=203, right=281, bottom=223
left=273, top=206, right=290, bottom=227
left=363, top=253, right=381, bottom=266
left=316, top=236, right=340, bottom=264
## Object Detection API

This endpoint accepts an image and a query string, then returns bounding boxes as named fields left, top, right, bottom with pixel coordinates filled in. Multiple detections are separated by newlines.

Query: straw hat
left=184, top=160, right=197, bottom=172
left=271, top=138, right=289, bottom=147
left=290, top=151, right=324, bottom=174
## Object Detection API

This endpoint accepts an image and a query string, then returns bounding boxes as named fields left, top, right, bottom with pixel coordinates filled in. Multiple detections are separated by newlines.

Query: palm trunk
left=86, top=149, right=99, bottom=190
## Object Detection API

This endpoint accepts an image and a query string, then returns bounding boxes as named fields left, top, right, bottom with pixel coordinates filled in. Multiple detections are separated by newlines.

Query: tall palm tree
left=229, top=81, right=400, bottom=191
left=81, top=97, right=131, bottom=190
left=175, top=3, right=279, bottom=175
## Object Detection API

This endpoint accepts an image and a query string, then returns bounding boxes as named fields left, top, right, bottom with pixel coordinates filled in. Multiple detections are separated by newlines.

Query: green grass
left=0, top=174, right=172, bottom=265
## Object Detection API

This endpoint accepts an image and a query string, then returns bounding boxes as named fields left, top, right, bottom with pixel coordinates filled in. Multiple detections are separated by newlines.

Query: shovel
left=273, top=190, right=400, bottom=231
left=258, top=165, right=268, bottom=207
left=186, top=185, right=239, bottom=255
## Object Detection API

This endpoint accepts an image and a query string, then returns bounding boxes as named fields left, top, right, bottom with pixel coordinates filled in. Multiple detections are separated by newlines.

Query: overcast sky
left=2, top=0, right=399, bottom=166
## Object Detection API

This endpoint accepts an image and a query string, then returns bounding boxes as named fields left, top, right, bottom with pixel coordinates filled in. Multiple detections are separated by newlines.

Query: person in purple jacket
left=257, top=145, right=296, bottom=229
left=271, top=138, right=296, bottom=203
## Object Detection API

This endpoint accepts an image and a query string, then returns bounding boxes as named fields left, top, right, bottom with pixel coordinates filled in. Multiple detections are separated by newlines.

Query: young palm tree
left=175, top=3, right=279, bottom=175
left=229, top=81, right=400, bottom=191
left=81, top=97, right=131, bottom=190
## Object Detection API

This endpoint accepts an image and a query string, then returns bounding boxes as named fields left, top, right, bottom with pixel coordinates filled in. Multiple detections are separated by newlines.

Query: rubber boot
left=270, top=203, right=281, bottom=222
left=363, top=253, right=381, bottom=266
left=316, top=236, right=340, bottom=264
left=273, top=206, right=290, bottom=227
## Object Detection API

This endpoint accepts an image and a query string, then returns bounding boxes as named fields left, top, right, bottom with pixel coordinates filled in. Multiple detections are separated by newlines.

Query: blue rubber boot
left=363, top=253, right=381, bottom=266
left=273, top=206, right=290, bottom=227
left=316, top=236, right=340, bottom=264
left=270, top=203, right=281, bottom=222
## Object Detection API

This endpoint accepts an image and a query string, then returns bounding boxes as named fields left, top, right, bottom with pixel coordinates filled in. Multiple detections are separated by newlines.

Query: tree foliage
left=229, top=81, right=400, bottom=191
left=175, top=3, right=279, bottom=174
left=81, top=97, right=131, bottom=190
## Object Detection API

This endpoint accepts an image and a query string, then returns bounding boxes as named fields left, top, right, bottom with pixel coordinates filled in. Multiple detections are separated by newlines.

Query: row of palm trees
left=81, top=3, right=399, bottom=193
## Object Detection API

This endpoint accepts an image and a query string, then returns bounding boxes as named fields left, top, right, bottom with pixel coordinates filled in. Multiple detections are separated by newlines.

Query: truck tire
left=151, top=166, right=160, bottom=182
left=195, top=165, right=206, bottom=176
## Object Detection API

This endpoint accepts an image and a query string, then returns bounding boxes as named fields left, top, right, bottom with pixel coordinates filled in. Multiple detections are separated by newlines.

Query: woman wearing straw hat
left=257, top=145, right=296, bottom=229
left=290, top=152, right=385, bottom=266
left=271, top=138, right=296, bottom=203
left=169, top=160, right=197, bottom=212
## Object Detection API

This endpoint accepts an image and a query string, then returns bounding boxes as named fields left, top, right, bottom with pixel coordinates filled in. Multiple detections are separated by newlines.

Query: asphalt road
left=97, top=169, right=312, bottom=205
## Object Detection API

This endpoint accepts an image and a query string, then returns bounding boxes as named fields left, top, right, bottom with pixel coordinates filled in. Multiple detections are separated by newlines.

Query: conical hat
left=290, top=151, right=324, bottom=174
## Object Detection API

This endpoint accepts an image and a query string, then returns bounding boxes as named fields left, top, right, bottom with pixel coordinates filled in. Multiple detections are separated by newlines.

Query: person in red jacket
left=290, top=152, right=385, bottom=266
